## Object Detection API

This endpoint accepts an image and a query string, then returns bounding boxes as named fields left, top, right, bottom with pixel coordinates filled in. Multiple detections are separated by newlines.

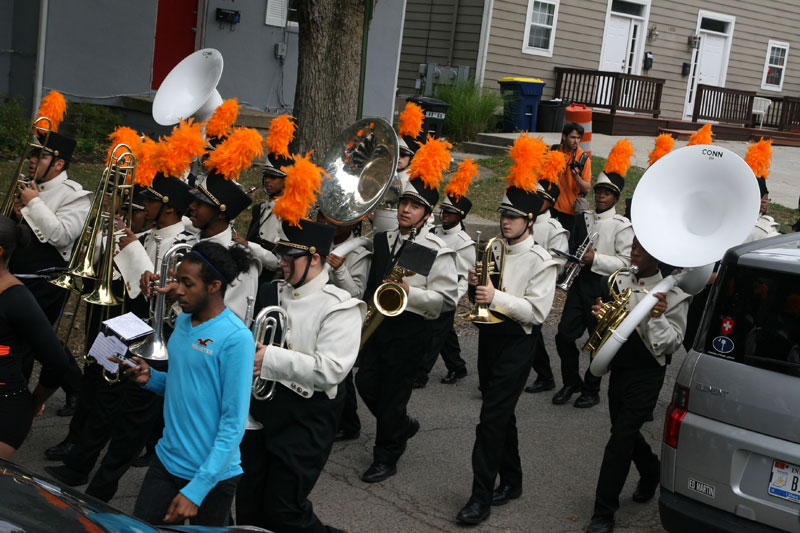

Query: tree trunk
left=293, top=0, right=366, bottom=162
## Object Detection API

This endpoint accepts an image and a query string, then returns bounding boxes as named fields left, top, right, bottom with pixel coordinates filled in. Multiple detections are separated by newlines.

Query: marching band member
left=415, top=159, right=478, bottom=387
left=237, top=155, right=366, bottom=532
left=356, top=136, right=458, bottom=483
left=584, top=237, right=690, bottom=533
left=553, top=139, right=634, bottom=409
left=457, top=156, right=558, bottom=525
left=743, top=139, right=780, bottom=242
left=525, top=150, right=569, bottom=394
left=396, top=101, right=424, bottom=189
left=120, top=241, right=256, bottom=527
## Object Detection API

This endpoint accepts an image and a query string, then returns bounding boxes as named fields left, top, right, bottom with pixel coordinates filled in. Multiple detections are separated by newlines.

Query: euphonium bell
left=582, top=266, right=638, bottom=356
left=466, top=235, right=506, bottom=324
left=251, top=305, right=289, bottom=401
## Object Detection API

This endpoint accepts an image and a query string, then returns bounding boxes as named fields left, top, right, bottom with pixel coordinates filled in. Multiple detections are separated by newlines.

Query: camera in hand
left=570, top=152, right=589, bottom=174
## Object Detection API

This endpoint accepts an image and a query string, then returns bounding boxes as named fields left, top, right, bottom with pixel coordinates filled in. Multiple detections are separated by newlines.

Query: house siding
left=483, top=0, right=800, bottom=121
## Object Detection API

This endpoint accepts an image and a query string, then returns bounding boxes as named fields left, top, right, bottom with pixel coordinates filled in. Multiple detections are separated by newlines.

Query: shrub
left=0, top=95, right=29, bottom=156
left=61, top=102, right=122, bottom=156
left=436, top=80, right=503, bottom=143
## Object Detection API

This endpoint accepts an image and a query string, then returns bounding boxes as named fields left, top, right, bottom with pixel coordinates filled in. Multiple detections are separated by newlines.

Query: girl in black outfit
left=0, top=215, right=79, bottom=459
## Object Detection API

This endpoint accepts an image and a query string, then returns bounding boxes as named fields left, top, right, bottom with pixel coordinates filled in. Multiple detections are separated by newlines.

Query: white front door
left=683, top=11, right=735, bottom=119
left=598, top=15, right=643, bottom=105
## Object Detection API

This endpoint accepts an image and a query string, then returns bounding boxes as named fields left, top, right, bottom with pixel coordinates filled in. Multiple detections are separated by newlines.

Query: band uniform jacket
left=20, top=171, right=92, bottom=262
left=610, top=270, right=691, bottom=365
left=328, top=234, right=371, bottom=299
left=260, top=270, right=366, bottom=399
left=533, top=210, right=569, bottom=276
left=487, top=235, right=558, bottom=334
left=573, top=208, right=633, bottom=277
left=115, top=221, right=185, bottom=299
left=433, top=224, right=475, bottom=305
left=744, top=214, right=780, bottom=243
left=245, top=199, right=281, bottom=271
left=384, top=225, right=458, bottom=319
left=173, top=226, right=261, bottom=321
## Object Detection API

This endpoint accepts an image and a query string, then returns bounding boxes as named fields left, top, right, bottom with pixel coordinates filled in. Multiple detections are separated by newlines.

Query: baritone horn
left=251, top=305, right=288, bottom=401
left=466, top=235, right=506, bottom=324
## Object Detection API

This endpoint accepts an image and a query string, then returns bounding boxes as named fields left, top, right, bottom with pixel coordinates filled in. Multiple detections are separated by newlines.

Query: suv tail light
left=664, top=384, right=690, bottom=448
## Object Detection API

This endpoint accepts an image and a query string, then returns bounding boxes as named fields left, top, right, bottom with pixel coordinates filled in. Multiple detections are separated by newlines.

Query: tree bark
left=293, top=0, right=366, bottom=162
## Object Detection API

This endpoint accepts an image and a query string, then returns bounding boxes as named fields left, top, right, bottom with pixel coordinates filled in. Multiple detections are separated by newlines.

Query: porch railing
left=691, top=84, right=755, bottom=126
left=553, top=67, right=665, bottom=117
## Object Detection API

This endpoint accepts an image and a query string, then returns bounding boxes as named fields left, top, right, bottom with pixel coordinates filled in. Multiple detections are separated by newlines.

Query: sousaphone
left=152, top=49, right=224, bottom=126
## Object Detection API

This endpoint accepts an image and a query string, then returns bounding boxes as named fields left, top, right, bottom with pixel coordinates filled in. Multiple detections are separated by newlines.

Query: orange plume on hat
left=204, top=99, right=240, bottom=139
left=265, top=114, right=296, bottom=158
left=648, top=133, right=674, bottom=166
left=687, top=123, right=713, bottom=146
left=204, top=127, right=264, bottom=180
left=105, top=126, right=141, bottom=166
left=603, top=138, right=635, bottom=176
left=445, top=158, right=479, bottom=200
left=35, top=90, right=67, bottom=132
left=273, top=151, right=326, bottom=227
left=153, top=119, right=207, bottom=178
left=538, top=149, right=567, bottom=185
left=504, top=133, right=546, bottom=191
left=133, top=137, right=159, bottom=187
left=408, top=135, right=453, bottom=190
left=398, top=101, right=425, bottom=139
left=744, top=138, right=772, bottom=179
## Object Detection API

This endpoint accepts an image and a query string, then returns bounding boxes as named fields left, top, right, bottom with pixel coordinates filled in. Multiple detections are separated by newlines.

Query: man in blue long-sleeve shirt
left=121, top=242, right=255, bottom=526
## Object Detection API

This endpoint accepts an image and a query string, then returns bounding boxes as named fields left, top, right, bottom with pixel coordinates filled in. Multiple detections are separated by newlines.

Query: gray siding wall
left=483, top=0, right=800, bottom=120
left=6, top=0, right=40, bottom=112
left=397, top=0, right=485, bottom=95
left=0, top=0, right=13, bottom=97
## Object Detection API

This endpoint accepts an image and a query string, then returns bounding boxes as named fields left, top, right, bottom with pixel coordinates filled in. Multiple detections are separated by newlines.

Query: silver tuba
left=251, top=305, right=288, bottom=401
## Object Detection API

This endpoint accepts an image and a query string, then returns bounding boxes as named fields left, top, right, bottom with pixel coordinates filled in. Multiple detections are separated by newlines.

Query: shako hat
left=595, top=138, right=634, bottom=195
left=189, top=171, right=252, bottom=219
left=275, top=220, right=335, bottom=257
left=536, top=148, right=566, bottom=204
left=142, top=173, right=193, bottom=215
left=441, top=158, right=479, bottom=217
left=744, top=138, right=772, bottom=197
left=500, top=132, right=546, bottom=220
left=32, top=131, right=76, bottom=162
left=403, top=135, right=452, bottom=210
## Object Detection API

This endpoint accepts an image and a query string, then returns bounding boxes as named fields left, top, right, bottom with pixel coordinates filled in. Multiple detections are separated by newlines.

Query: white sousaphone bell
left=152, top=48, right=224, bottom=126
left=588, top=144, right=760, bottom=376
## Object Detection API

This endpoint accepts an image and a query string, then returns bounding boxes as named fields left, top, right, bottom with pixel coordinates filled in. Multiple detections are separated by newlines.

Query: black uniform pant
left=470, top=330, right=535, bottom=505
left=530, top=335, right=554, bottom=382
left=356, top=315, right=430, bottom=466
left=592, top=364, right=665, bottom=519
left=237, top=385, right=345, bottom=532
left=419, top=310, right=467, bottom=377
left=556, top=277, right=602, bottom=393
left=337, top=369, right=361, bottom=435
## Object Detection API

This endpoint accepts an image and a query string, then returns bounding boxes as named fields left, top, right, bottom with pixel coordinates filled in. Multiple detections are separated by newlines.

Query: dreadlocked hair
left=184, top=241, right=257, bottom=292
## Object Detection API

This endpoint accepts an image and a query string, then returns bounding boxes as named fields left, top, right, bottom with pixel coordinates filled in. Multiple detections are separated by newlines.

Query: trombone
left=0, top=116, right=56, bottom=218
left=466, top=235, right=506, bottom=324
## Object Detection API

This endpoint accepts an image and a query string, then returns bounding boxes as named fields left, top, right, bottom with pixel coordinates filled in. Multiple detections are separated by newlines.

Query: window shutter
left=265, top=0, right=287, bottom=27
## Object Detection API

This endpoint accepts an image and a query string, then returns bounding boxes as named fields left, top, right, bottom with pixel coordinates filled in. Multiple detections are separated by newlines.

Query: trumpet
left=0, top=117, right=56, bottom=218
left=251, top=305, right=288, bottom=401
left=466, top=235, right=506, bottom=324
left=556, top=231, right=598, bottom=291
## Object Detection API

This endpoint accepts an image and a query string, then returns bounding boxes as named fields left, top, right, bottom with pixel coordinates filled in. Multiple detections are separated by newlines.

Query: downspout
left=475, top=0, right=494, bottom=86
left=447, top=0, right=460, bottom=66
left=32, top=0, right=48, bottom=118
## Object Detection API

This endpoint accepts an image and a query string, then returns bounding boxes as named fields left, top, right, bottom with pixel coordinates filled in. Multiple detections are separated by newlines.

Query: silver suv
left=660, top=233, right=800, bottom=532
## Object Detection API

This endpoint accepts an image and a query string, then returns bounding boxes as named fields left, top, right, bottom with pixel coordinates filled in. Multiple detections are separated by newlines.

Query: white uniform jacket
left=488, top=235, right=558, bottom=334
left=581, top=208, right=633, bottom=277
left=614, top=271, right=691, bottom=364
left=433, top=224, right=475, bottom=303
left=744, top=214, right=780, bottom=243
left=328, top=234, right=372, bottom=299
left=174, top=226, right=261, bottom=321
left=533, top=211, right=569, bottom=276
left=385, top=225, right=458, bottom=318
left=115, top=221, right=185, bottom=299
left=247, top=199, right=282, bottom=271
left=261, top=270, right=366, bottom=399
left=20, top=172, right=92, bottom=261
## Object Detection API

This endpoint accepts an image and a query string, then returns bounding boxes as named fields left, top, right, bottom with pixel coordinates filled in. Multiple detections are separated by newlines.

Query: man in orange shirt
left=553, top=123, right=592, bottom=232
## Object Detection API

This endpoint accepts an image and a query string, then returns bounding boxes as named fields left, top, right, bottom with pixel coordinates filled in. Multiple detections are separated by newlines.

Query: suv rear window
left=698, top=264, right=800, bottom=377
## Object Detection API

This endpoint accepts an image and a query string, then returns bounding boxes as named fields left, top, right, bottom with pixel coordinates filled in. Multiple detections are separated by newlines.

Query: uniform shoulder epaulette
left=63, top=179, right=85, bottom=192
left=613, top=214, right=632, bottom=226
left=423, top=231, right=447, bottom=249
left=456, top=232, right=473, bottom=245
left=529, top=244, right=553, bottom=262
left=322, top=283, right=351, bottom=303
left=547, top=217, right=564, bottom=231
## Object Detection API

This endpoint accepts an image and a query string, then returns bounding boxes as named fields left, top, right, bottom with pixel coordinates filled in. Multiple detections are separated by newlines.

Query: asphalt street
left=15, top=298, right=674, bottom=533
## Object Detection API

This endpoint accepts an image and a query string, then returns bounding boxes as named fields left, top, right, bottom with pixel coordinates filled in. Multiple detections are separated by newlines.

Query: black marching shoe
left=44, top=439, right=76, bottom=461
left=411, top=374, right=428, bottom=389
left=456, top=500, right=491, bottom=525
left=632, top=474, right=660, bottom=503
left=585, top=516, right=614, bottom=533
left=132, top=449, right=156, bottom=468
left=441, top=368, right=467, bottom=384
left=44, top=465, right=88, bottom=486
left=361, top=462, right=397, bottom=483
left=334, top=429, right=361, bottom=442
left=573, top=392, right=600, bottom=409
left=491, top=484, right=522, bottom=506
left=56, top=393, right=79, bottom=417
left=525, top=379, right=555, bottom=393
left=552, top=383, right=581, bottom=405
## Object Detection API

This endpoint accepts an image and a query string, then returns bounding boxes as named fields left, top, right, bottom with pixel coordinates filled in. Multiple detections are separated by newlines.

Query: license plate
left=768, top=460, right=800, bottom=503
left=425, top=111, right=446, bottom=120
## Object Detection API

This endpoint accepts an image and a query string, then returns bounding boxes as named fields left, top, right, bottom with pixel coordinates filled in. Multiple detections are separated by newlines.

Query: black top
left=0, top=285, right=77, bottom=391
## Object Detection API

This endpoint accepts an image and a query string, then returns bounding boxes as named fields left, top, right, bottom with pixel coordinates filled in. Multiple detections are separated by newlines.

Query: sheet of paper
left=103, top=312, right=153, bottom=341
left=87, top=332, right=129, bottom=372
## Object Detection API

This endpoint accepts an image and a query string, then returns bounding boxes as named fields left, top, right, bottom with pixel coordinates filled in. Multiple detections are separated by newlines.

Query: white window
left=522, top=0, right=560, bottom=57
left=265, top=0, right=298, bottom=27
left=761, top=40, right=789, bottom=91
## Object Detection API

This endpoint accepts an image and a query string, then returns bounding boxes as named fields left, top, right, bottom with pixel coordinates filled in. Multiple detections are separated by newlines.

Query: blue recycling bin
left=498, top=77, right=546, bottom=133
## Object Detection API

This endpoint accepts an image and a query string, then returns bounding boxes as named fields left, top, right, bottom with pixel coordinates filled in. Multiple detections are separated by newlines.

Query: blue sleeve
left=180, top=327, right=255, bottom=505
left=143, top=368, right=167, bottom=396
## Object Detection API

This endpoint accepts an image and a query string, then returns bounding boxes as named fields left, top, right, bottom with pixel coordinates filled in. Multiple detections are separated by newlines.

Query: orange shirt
left=554, top=146, right=591, bottom=215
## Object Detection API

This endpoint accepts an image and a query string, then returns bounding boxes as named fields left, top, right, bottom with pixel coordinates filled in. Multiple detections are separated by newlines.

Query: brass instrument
left=251, top=305, right=288, bottom=401
left=359, top=262, right=410, bottom=350
left=582, top=266, right=639, bottom=356
left=466, top=235, right=506, bottom=324
left=0, top=116, right=56, bottom=218
left=556, top=231, right=598, bottom=291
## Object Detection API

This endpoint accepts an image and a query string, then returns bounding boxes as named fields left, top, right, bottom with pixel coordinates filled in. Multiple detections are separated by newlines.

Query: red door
left=151, top=0, right=199, bottom=89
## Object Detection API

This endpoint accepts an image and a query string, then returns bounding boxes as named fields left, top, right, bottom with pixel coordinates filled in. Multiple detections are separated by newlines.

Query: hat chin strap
left=399, top=211, right=427, bottom=233
left=502, top=221, right=530, bottom=243
left=289, top=256, right=313, bottom=289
